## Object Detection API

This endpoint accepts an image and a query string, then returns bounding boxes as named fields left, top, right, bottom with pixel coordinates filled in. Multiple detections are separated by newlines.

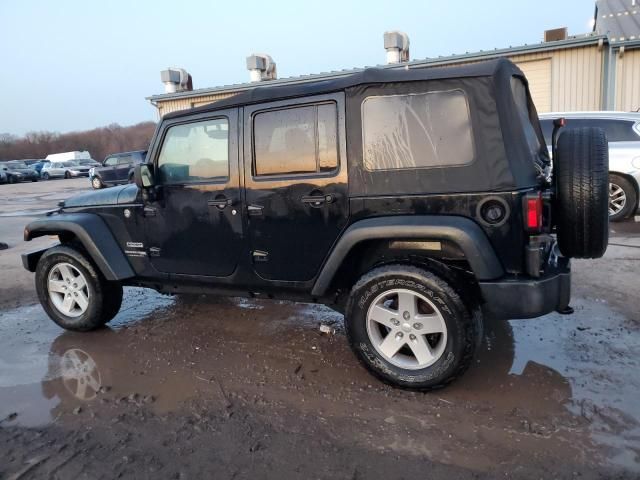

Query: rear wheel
left=64, top=171, right=71, bottom=179
left=42, top=172, right=50, bottom=180
left=345, top=264, right=479, bottom=390
left=35, top=245, right=123, bottom=331
left=555, top=127, right=609, bottom=258
left=609, top=174, right=637, bottom=222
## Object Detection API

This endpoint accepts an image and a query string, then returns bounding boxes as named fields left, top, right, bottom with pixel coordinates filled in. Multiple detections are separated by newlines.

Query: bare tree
left=0, top=122, right=156, bottom=161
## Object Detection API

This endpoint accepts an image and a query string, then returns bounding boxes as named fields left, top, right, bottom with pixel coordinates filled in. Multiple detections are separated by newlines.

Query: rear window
left=361, top=90, right=474, bottom=171
left=510, top=77, right=544, bottom=158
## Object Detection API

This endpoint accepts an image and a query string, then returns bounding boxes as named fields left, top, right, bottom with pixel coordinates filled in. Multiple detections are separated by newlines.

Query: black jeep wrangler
left=22, top=60, right=608, bottom=390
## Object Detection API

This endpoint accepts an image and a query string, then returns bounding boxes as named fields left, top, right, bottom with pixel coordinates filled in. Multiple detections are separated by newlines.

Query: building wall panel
left=156, top=93, right=237, bottom=117
left=615, top=48, right=640, bottom=111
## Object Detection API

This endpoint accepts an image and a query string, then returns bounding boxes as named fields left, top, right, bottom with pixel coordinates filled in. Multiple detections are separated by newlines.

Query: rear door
left=242, top=93, right=348, bottom=282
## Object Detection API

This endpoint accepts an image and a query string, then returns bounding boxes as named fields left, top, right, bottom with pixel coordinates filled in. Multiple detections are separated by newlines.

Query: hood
left=62, top=184, right=139, bottom=208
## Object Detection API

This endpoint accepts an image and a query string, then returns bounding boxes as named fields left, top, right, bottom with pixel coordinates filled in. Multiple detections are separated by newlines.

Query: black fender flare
left=23, top=213, right=135, bottom=281
left=311, top=215, right=504, bottom=296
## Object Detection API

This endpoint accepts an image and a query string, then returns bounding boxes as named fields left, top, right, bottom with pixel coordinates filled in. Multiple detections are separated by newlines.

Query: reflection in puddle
left=59, top=348, right=101, bottom=401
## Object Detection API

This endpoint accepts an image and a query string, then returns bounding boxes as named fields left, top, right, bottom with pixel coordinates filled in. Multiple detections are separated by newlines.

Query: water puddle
left=0, top=290, right=638, bottom=470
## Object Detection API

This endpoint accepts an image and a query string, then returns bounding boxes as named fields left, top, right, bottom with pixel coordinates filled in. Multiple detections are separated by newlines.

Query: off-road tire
left=609, top=174, right=637, bottom=222
left=345, top=264, right=479, bottom=391
left=35, top=245, right=123, bottom=331
left=555, top=127, right=609, bottom=258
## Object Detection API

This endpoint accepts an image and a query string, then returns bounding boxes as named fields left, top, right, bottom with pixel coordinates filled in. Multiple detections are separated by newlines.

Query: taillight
left=524, top=192, right=542, bottom=232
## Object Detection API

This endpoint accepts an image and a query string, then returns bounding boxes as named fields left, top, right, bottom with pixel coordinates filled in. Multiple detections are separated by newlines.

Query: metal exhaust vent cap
left=160, top=68, right=193, bottom=94
left=246, top=54, right=277, bottom=82
left=384, top=31, right=410, bottom=64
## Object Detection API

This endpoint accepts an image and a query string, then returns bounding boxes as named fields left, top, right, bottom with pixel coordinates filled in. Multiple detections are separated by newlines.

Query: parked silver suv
left=540, top=112, right=640, bottom=222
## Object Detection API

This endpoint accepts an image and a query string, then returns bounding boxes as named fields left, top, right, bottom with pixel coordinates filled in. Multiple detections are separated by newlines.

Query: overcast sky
left=0, top=0, right=594, bottom=136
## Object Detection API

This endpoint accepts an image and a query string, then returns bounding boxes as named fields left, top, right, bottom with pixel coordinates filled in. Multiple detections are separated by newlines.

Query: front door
left=243, top=94, right=348, bottom=282
left=114, top=155, right=133, bottom=183
left=144, top=109, right=242, bottom=277
left=100, top=156, right=118, bottom=183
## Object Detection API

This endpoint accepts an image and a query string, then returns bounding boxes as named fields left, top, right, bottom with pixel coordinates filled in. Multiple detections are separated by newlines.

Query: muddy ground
left=0, top=179, right=639, bottom=479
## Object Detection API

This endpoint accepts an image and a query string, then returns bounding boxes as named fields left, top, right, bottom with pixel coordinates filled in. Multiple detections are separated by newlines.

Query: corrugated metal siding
left=156, top=92, right=237, bottom=117
left=615, top=48, right=640, bottom=111
left=513, top=58, right=552, bottom=112
left=508, top=45, right=603, bottom=112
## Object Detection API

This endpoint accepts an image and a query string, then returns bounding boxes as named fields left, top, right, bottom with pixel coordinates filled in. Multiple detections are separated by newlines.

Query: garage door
left=516, top=59, right=552, bottom=113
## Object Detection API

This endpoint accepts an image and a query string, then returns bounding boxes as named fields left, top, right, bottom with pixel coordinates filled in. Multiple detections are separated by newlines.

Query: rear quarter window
left=361, top=90, right=474, bottom=171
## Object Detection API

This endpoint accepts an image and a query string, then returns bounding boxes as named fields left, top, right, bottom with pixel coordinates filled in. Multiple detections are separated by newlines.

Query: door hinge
left=149, top=247, right=161, bottom=257
left=252, top=250, right=268, bottom=263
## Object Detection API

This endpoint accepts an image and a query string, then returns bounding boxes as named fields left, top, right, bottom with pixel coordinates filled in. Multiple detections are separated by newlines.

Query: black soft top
left=165, top=59, right=525, bottom=119
left=164, top=59, right=543, bottom=195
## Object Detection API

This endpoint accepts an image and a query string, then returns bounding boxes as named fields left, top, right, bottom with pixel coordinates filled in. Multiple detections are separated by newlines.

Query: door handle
left=208, top=197, right=234, bottom=209
left=301, top=194, right=334, bottom=207
left=247, top=204, right=264, bottom=216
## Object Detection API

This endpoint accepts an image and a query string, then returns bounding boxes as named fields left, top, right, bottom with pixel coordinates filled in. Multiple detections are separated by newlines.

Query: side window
left=104, top=157, right=118, bottom=166
left=253, top=102, right=338, bottom=177
left=598, top=120, right=639, bottom=142
left=564, top=119, right=640, bottom=142
left=117, top=155, right=132, bottom=165
left=157, top=117, right=229, bottom=184
left=362, top=90, right=474, bottom=171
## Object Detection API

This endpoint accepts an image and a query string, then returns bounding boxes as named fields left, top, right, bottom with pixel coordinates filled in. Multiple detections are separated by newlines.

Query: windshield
left=9, top=161, right=28, bottom=168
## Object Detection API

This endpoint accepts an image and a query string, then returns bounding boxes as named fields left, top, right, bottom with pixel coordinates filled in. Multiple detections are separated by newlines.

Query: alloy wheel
left=48, top=262, right=90, bottom=317
left=609, top=182, right=627, bottom=216
left=366, top=288, right=447, bottom=369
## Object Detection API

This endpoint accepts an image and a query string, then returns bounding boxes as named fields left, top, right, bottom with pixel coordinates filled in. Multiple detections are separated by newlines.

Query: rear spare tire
left=555, top=127, right=609, bottom=258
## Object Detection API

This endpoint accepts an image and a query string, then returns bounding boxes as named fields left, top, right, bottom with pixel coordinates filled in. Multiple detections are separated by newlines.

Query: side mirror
left=134, top=164, right=155, bottom=189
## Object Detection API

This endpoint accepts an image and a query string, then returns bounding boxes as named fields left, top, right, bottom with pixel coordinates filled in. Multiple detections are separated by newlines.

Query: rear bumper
left=479, top=260, right=571, bottom=320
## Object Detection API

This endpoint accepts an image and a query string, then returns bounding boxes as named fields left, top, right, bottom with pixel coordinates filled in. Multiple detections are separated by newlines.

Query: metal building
left=148, top=1, right=640, bottom=116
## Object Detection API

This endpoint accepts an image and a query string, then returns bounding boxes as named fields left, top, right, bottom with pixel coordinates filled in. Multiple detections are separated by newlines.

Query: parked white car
left=41, top=160, right=92, bottom=180
left=539, top=112, right=640, bottom=222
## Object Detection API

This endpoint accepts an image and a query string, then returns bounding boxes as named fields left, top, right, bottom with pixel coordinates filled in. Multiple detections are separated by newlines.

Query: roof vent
left=384, top=31, right=410, bottom=64
left=544, top=27, right=568, bottom=42
left=160, top=68, right=193, bottom=94
left=246, top=54, right=277, bottom=82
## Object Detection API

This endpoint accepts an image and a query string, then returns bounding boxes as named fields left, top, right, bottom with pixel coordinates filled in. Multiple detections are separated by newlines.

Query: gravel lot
left=1, top=178, right=639, bottom=479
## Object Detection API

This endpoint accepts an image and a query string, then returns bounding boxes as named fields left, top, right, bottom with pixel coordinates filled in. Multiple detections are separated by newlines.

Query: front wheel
left=609, top=174, right=637, bottom=222
left=345, top=264, right=479, bottom=390
left=64, top=171, right=71, bottom=179
left=91, top=177, right=103, bottom=189
left=35, top=246, right=123, bottom=331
